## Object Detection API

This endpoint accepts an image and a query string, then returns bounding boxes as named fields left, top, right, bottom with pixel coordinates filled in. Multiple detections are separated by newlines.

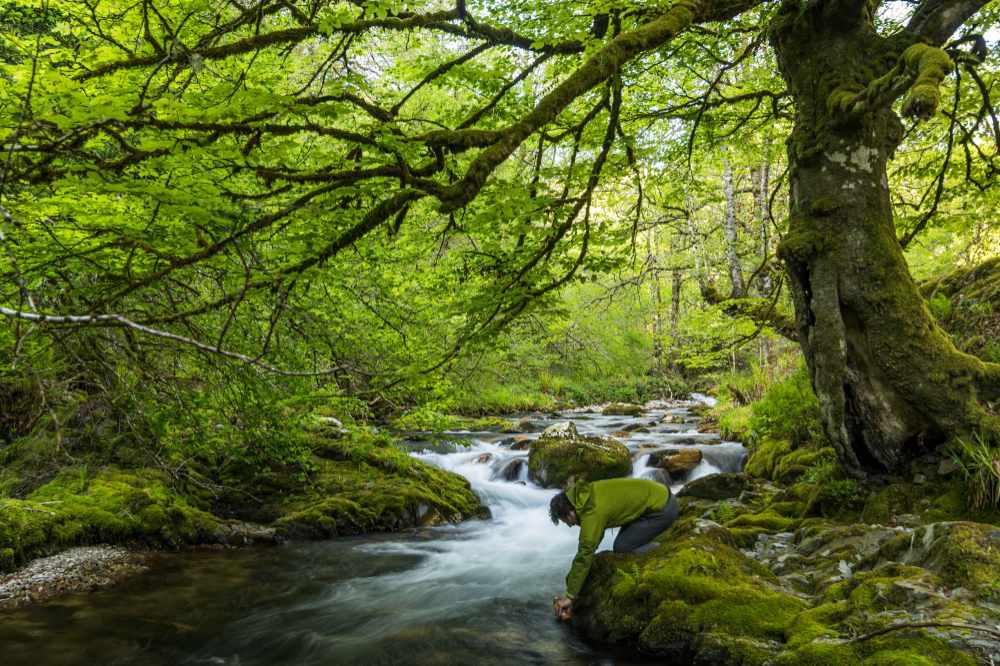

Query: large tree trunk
left=771, top=9, right=1000, bottom=477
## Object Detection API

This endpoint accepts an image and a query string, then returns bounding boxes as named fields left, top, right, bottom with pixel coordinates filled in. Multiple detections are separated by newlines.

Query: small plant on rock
left=949, top=432, right=1000, bottom=512
left=712, top=501, right=735, bottom=523
left=820, top=478, right=861, bottom=504
left=615, top=562, right=641, bottom=589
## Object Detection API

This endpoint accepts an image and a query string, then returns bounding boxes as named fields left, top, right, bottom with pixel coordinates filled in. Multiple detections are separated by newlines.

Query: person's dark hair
left=549, top=492, right=574, bottom=525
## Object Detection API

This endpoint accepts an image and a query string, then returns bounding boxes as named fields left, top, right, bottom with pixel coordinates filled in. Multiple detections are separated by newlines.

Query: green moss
left=603, top=403, right=645, bottom=417
left=272, top=453, right=487, bottom=536
left=527, top=434, right=631, bottom=489
left=0, top=468, right=224, bottom=566
left=0, top=547, right=13, bottom=573
left=729, top=509, right=798, bottom=532
left=718, top=405, right=753, bottom=443
left=810, top=198, right=839, bottom=216
left=731, top=526, right=770, bottom=548
left=746, top=438, right=793, bottom=479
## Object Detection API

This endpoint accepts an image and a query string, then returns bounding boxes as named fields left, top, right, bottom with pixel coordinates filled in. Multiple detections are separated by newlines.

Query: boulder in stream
left=501, top=459, right=526, bottom=482
left=603, top=403, right=644, bottom=417
left=661, top=414, right=686, bottom=424
left=676, top=473, right=756, bottom=501
left=528, top=422, right=631, bottom=489
left=647, top=448, right=702, bottom=475
left=496, top=436, right=531, bottom=450
left=502, top=420, right=539, bottom=434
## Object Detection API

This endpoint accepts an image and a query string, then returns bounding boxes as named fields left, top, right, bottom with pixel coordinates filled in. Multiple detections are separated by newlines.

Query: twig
left=849, top=621, right=1000, bottom=643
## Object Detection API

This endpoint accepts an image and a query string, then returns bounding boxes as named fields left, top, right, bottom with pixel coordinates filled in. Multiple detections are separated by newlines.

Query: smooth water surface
left=2, top=402, right=743, bottom=665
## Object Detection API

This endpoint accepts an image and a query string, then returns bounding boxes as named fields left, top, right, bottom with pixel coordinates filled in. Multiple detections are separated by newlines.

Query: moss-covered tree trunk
left=771, top=0, right=1000, bottom=477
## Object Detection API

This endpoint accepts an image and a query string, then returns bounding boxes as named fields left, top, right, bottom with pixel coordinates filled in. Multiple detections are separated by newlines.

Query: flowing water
left=2, top=399, right=745, bottom=665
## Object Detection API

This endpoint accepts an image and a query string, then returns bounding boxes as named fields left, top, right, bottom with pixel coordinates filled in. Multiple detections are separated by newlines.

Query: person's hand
left=554, top=596, right=572, bottom=620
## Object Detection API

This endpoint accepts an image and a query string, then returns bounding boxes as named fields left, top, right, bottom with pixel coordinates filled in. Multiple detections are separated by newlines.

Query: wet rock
left=661, top=414, right=686, bottom=424
left=632, top=427, right=651, bottom=434
left=938, top=459, right=960, bottom=476
left=696, top=422, right=720, bottom=434
left=609, top=430, right=632, bottom=438
left=502, top=421, right=538, bottom=434
left=528, top=426, right=631, bottom=490
left=648, top=448, right=702, bottom=475
left=501, top=459, right=526, bottom=482
left=622, top=423, right=645, bottom=432
left=688, top=402, right=712, bottom=417
left=646, top=469, right=672, bottom=486
left=634, top=443, right=659, bottom=449
left=914, top=473, right=928, bottom=484
left=497, top=436, right=530, bottom=450
left=603, top=403, right=644, bottom=417
left=540, top=421, right=580, bottom=440
left=677, top=473, right=755, bottom=501
left=470, top=453, right=491, bottom=464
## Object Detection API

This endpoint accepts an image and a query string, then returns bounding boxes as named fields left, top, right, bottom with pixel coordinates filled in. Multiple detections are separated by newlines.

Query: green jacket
left=564, top=478, right=671, bottom=600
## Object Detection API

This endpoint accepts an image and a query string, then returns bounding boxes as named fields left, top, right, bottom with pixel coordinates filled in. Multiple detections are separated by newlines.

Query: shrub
left=748, top=363, right=822, bottom=446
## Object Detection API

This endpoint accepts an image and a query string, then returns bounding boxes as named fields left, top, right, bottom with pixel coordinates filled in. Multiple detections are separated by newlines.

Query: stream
left=2, top=399, right=746, bottom=665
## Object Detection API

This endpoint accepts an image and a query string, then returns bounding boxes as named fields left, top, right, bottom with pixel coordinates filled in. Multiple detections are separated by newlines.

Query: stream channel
left=3, top=399, right=746, bottom=665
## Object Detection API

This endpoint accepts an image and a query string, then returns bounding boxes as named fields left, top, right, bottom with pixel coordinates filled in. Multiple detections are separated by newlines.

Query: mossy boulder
left=688, top=402, right=713, bottom=417
left=857, top=521, right=1000, bottom=589
left=648, top=448, right=702, bottom=476
left=604, top=403, right=645, bottom=417
left=527, top=422, right=631, bottom=489
left=662, top=413, right=686, bottom=424
left=745, top=438, right=833, bottom=484
left=574, top=515, right=980, bottom=665
left=502, top=420, right=539, bottom=434
left=677, top=473, right=757, bottom=501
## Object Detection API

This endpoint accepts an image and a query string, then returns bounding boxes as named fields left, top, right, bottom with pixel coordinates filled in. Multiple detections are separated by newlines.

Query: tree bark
left=723, top=160, right=745, bottom=298
left=771, top=2, right=1000, bottom=477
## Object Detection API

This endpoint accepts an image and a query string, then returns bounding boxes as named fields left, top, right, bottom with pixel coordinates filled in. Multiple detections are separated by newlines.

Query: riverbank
left=0, top=545, right=146, bottom=611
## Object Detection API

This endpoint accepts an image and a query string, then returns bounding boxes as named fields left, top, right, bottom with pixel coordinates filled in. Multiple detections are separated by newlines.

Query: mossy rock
left=746, top=439, right=832, bottom=484
left=502, top=420, right=539, bottom=434
left=677, top=473, right=757, bottom=501
left=604, top=403, right=645, bottom=417
left=527, top=422, right=631, bottom=489
left=857, top=521, right=1000, bottom=589
left=574, top=515, right=976, bottom=665
left=0, top=468, right=229, bottom=569
left=688, top=402, right=713, bottom=417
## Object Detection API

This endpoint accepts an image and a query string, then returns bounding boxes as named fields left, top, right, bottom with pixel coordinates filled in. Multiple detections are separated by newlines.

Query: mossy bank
left=0, top=415, right=488, bottom=573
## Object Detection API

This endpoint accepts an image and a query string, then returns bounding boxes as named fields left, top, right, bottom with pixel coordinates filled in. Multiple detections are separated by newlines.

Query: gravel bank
left=0, top=545, right=145, bottom=611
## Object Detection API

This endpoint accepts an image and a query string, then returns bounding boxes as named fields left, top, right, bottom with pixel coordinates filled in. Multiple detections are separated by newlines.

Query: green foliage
left=927, top=293, right=952, bottom=320
left=949, top=432, right=1000, bottom=512
left=820, top=478, right=861, bottom=504
left=748, top=363, right=822, bottom=446
left=712, top=501, right=736, bottom=523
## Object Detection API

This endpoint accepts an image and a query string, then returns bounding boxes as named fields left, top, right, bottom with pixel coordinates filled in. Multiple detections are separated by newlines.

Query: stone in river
left=528, top=422, right=631, bottom=489
left=647, top=448, right=702, bottom=475
left=501, top=459, right=526, bottom=482
left=676, top=473, right=755, bottom=501
left=502, top=421, right=539, bottom=434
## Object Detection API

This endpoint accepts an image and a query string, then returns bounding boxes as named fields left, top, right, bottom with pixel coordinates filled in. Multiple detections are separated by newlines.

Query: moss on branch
left=826, top=43, right=954, bottom=121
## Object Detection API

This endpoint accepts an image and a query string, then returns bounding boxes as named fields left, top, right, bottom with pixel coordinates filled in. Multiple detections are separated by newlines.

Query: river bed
left=2, top=401, right=745, bottom=665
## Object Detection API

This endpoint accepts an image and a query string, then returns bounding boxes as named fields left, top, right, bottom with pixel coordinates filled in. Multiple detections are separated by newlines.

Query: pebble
left=0, top=545, right=145, bottom=612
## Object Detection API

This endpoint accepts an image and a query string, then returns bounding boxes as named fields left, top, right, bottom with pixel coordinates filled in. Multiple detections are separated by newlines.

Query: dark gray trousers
left=613, top=493, right=679, bottom=555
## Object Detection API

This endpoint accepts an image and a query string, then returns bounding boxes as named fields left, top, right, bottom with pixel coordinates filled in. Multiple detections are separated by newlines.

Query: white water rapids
left=311, top=406, right=748, bottom=658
